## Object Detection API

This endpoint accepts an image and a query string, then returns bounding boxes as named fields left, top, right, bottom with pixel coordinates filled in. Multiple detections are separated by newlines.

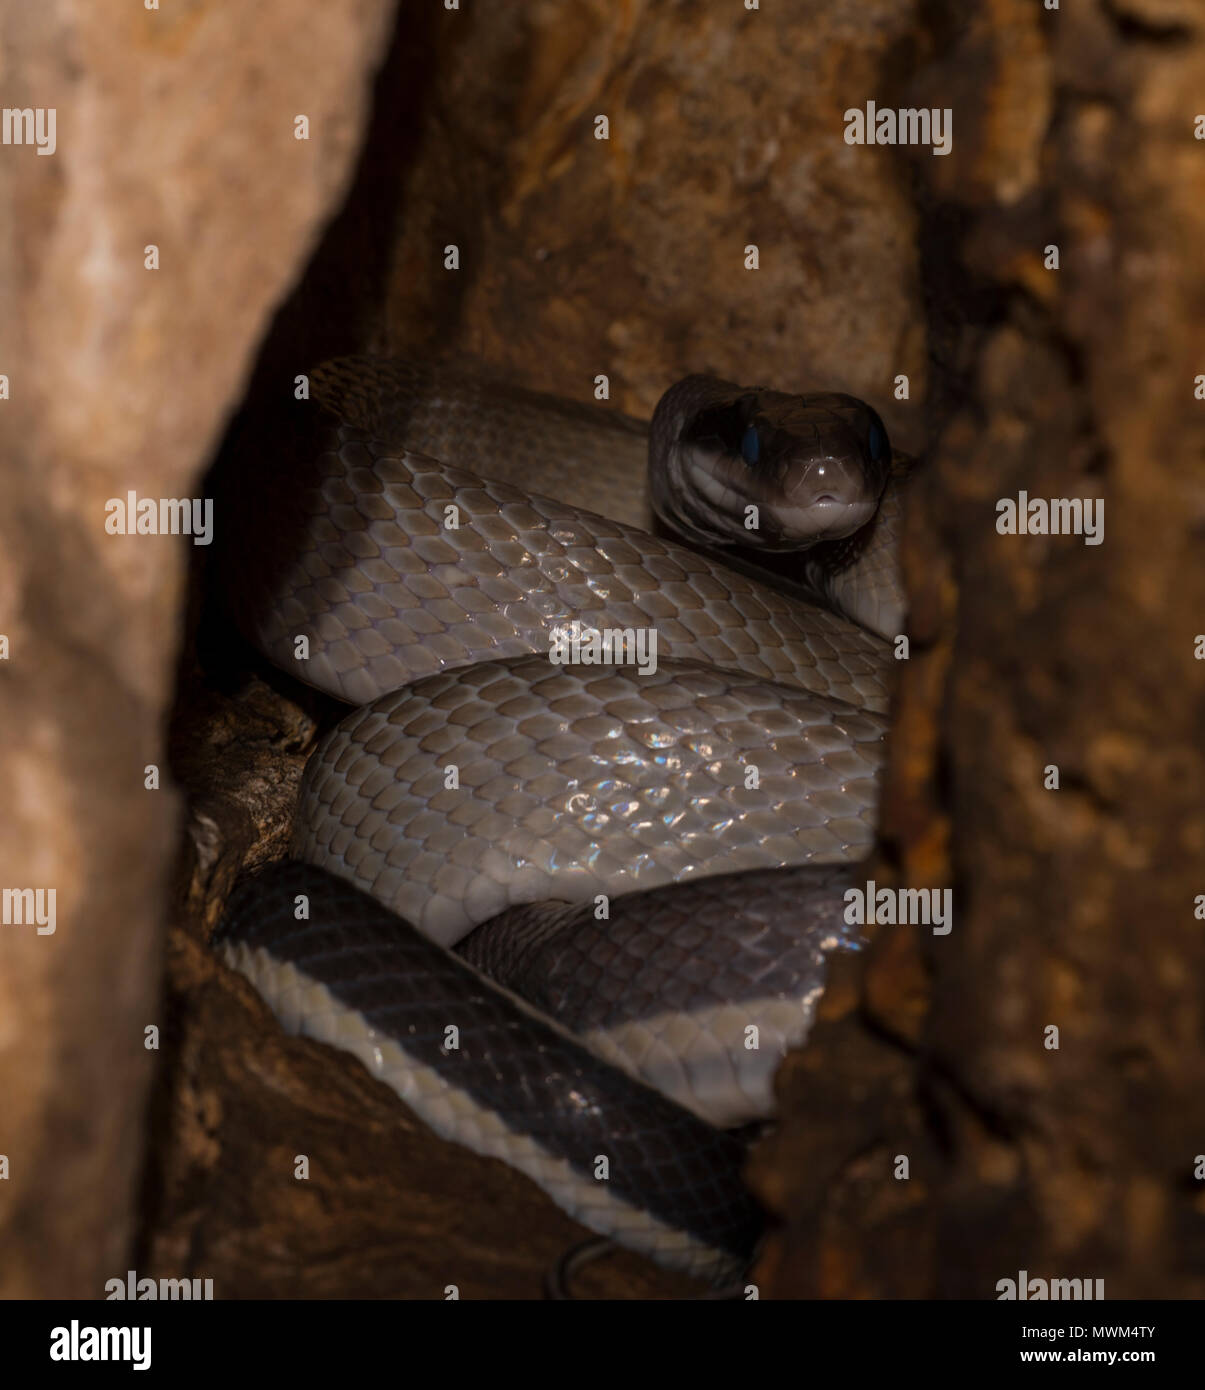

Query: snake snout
left=788, top=452, right=873, bottom=507
left=753, top=453, right=878, bottom=544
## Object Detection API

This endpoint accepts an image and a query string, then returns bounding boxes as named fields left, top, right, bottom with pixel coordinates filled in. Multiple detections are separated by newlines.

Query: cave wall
left=254, top=0, right=929, bottom=449
left=0, top=0, right=397, bottom=1298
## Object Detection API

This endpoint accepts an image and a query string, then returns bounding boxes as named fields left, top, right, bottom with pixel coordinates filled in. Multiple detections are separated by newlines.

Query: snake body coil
left=215, top=361, right=903, bottom=1284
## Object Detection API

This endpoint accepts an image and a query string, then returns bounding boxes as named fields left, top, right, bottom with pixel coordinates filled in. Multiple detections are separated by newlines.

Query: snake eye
left=740, top=423, right=761, bottom=466
left=867, top=418, right=887, bottom=462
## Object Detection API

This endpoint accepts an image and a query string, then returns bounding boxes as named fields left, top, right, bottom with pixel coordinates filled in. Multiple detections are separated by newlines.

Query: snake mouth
left=757, top=493, right=879, bottom=544
left=679, top=449, right=878, bottom=548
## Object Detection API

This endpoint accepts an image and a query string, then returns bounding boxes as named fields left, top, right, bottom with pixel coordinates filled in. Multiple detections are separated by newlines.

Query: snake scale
left=213, top=359, right=906, bottom=1286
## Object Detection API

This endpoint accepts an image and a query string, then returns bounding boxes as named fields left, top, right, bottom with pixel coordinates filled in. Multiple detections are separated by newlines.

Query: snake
left=212, top=359, right=907, bottom=1287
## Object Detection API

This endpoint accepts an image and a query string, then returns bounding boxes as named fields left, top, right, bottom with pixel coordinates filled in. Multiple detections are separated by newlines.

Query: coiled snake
left=213, top=360, right=906, bottom=1286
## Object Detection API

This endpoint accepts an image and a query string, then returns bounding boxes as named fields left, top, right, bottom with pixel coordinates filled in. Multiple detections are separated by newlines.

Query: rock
left=0, top=0, right=397, bottom=1298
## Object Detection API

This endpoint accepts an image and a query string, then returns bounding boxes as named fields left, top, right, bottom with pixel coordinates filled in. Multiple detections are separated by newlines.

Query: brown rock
left=0, top=0, right=397, bottom=1298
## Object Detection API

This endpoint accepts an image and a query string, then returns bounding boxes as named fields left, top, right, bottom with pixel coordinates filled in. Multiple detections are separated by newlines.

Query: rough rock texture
left=247, top=0, right=927, bottom=452
left=0, top=0, right=397, bottom=1298
left=748, top=0, right=1205, bottom=1298
left=375, top=0, right=929, bottom=448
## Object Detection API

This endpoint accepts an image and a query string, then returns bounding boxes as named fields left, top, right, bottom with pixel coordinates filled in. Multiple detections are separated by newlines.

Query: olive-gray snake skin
left=213, top=359, right=906, bottom=1285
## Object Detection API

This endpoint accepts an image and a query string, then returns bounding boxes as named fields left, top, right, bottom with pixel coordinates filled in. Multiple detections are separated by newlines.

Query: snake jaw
left=667, top=439, right=880, bottom=550
left=756, top=492, right=881, bottom=546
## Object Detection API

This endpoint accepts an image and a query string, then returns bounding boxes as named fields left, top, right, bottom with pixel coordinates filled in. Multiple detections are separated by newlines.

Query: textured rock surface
left=0, top=0, right=397, bottom=1298
left=245, top=0, right=926, bottom=449
left=374, top=0, right=928, bottom=445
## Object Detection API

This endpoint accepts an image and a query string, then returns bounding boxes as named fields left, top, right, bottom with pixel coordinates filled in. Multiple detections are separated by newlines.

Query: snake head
left=655, top=378, right=892, bottom=551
